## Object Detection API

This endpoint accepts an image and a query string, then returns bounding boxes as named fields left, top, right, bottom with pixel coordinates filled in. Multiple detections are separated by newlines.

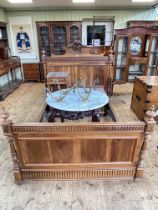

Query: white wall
left=0, top=7, right=7, bottom=22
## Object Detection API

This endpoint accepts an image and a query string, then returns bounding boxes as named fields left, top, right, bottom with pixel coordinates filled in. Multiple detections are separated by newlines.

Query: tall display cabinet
left=36, top=21, right=82, bottom=81
left=114, top=27, right=158, bottom=83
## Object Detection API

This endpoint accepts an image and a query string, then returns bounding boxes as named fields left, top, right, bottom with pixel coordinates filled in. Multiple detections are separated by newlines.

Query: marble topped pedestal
left=46, top=88, right=109, bottom=122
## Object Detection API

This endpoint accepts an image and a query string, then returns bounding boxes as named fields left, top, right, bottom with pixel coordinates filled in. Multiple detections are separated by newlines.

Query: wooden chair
left=46, top=72, right=69, bottom=91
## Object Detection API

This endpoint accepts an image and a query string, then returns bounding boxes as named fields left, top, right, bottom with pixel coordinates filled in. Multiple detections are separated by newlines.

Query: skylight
left=132, top=0, right=155, bottom=2
left=72, top=0, right=95, bottom=3
left=7, top=0, right=32, bottom=3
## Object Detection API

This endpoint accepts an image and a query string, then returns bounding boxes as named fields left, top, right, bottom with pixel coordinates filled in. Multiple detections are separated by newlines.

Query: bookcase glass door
left=70, top=26, right=80, bottom=45
left=0, top=23, right=9, bottom=60
left=0, top=26, right=7, bottom=39
left=148, top=36, right=158, bottom=75
left=39, top=26, right=51, bottom=56
left=53, top=26, right=67, bottom=50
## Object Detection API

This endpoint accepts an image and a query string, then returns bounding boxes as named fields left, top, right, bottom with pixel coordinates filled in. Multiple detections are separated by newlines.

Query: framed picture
left=9, top=16, right=36, bottom=60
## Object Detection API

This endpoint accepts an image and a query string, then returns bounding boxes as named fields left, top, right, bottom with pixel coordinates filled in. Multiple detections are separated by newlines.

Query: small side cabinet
left=131, top=76, right=158, bottom=120
left=22, top=63, right=40, bottom=81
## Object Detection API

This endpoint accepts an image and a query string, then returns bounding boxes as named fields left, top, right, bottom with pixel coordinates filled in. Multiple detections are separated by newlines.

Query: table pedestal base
left=92, top=109, right=101, bottom=122
left=45, top=105, right=102, bottom=122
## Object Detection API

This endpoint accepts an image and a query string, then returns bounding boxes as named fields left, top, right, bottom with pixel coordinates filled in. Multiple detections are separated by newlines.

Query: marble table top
left=46, top=88, right=109, bottom=112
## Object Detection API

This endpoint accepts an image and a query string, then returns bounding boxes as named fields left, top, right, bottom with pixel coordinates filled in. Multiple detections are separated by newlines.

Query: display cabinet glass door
left=115, top=37, right=127, bottom=81
left=39, top=26, right=51, bottom=56
left=70, top=26, right=80, bottom=45
left=53, top=26, right=67, bottom=50
left=148, top=36, right=158, bottom=75
left=128, top=64, right=145, bottom=81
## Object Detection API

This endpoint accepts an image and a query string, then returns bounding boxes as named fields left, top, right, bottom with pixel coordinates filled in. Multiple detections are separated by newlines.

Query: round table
left=46, top=88, right=109, bottom=122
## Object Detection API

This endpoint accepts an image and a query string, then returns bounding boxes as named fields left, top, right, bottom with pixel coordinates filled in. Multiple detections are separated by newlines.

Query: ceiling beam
left=5, top=6, right=154, bottom=11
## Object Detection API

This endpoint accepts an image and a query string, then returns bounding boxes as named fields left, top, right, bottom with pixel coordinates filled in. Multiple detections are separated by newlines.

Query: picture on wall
left=9, top=16, right=36, bottom=59
left=12, top=24, right=32, bottom=53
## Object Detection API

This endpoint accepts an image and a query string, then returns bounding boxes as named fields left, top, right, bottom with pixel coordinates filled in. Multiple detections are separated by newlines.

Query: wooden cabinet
left=22, top=63, right=40, bottom=81
left=131, top=76, right=158, bottom=120
left=36, top=21, right=82, bottom=58
left=0, top=22, right=23, bottom=100
left=0, top=57, right=23, bottom=100
left=114, top=27, right=158, bottom=82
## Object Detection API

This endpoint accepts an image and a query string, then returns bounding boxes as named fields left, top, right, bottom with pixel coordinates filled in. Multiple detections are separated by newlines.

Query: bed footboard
left=1, top=110, right=155, bottom=183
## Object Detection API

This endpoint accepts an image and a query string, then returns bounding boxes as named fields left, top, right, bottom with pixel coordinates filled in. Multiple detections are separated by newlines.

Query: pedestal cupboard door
left=23, top=63, right=40, bottom=81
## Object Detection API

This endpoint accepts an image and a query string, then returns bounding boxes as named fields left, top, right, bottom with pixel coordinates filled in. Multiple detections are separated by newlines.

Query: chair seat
left=46, top=71, right=69, bottom=91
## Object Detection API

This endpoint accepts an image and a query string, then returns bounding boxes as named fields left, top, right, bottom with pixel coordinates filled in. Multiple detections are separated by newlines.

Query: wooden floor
left=0, top=82, right=137, bottom=123
left=0, top=83, right=45, bottom=123
left=0, top=82, right=158, bottom=210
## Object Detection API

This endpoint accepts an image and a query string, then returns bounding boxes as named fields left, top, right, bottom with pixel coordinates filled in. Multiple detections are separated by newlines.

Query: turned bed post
left=103, top=57, right=114, bottom=96
left=1, top=108, right=23, bottom=184
left=135, top=117, right=156, bottom=179
left=41, top=49, right=48, bottom=78
left=108, top=58, right=114, bottom=96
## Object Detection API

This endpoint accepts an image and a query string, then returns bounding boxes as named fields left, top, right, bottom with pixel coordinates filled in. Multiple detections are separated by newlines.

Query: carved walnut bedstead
left=1, top=108, right=155, bottom=183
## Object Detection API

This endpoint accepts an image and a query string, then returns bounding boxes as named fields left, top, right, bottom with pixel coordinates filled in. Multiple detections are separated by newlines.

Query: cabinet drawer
left=0, top=63, right=9, bottom=76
